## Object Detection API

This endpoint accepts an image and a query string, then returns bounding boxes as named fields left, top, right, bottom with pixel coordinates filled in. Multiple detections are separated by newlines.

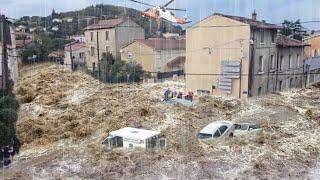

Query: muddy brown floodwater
left=2, top=63, right=320, bottom=179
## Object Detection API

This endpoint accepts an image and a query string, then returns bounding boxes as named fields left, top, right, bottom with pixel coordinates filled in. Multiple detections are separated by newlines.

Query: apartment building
left=84, top=17, right=145, bottom=71
left=186, top=12, right=306, bottom=98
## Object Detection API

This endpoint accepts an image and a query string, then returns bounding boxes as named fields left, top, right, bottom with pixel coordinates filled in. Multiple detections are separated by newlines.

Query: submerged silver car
left=197, top=121, right=235, bottom=140
left=234, top=123, right=262, bottom=136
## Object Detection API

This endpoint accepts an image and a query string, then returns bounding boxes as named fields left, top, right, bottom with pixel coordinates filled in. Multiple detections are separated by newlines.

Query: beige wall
left=85, top=28, right=116, bottom=70
left=186, top=15, right=251, bottom=98
left=121, top=42, right=155, bottom=73
left=155, top=50, right=185, bottom=72
left=115, top=19, right=145, bottom=58
left=121, top=42, right=185, bottom=73
left=8, top=25, right=19, bottom=83
left=304, top=35, right=320, bottom=58
left=64, top=49, right=86, bottom=70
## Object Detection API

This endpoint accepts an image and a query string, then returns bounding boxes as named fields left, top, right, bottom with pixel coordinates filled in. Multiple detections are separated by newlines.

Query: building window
left=290, top=78, right=294, bottom=88
left=91, top=47, right=95, bottom=56
left=79, top=52, right=84, bottom=58
left=92, top=62, right=96, bottom=71
left=261, top=29, right=265, bottom=43
left=258, top=56, right=264, bottom=73
left=270, top=55, right=275, bottom=70
left=105, top=31, right=109, bottom=41
left=297, top=54, right=300, bottom=68
left=106, top=46, right=110, bottom=53
left=279, top=80, right=283, bottom=91
left=90, top=32, right=94, bottom=41
left=280, top=56, right=283, bottom=71
left=127, top=51, right=133, bottom=59
left=156, top=51, right=161, bottom=60
left=258, top=87, right=262, bottom=96
left=289, top=55, right=293, bottom=69
left=271, top=31, right=276, bottom=43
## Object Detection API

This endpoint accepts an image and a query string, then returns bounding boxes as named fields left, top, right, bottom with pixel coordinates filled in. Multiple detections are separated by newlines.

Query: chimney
left=93, top=18, right=99, bottom=24
left=252, top=10, right=257, bottom=21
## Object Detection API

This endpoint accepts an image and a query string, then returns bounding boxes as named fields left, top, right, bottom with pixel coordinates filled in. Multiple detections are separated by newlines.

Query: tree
left=52, top=9, right=58, bottom=19
left=0, top=82, right=20, bottom=168
left=0, top=96, right=19, bottom=110
left=0, top=108, right=18, bottom=126
left=99, top=53, right=144, bottom=83
left=0, top=122, right=15, bottom=146
left=124, top=61, right=144, bottom=82
left=281, top=19, right=307, bottom=40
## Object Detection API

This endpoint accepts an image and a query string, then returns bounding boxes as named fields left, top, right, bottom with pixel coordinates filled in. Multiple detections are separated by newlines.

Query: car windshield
left=197, top=133, right=212, bottom=139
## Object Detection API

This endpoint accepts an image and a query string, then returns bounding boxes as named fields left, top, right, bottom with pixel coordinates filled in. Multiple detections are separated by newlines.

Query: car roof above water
left=199, top=121, right=233, bottom=135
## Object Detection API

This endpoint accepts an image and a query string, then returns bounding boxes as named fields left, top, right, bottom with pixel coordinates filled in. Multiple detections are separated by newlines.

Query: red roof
left=276, top=35, right=307, bottom=47
left=84, top=17, right=126, bottom=31
left=214, top=13, right=282, bottom=29
left=15, top=39, right=32, bottom=48
left=13, top=32, right=29, bottom=36
left=64, top=43, right=86, bottom=52
left=133, top=38, right=186, bottom=51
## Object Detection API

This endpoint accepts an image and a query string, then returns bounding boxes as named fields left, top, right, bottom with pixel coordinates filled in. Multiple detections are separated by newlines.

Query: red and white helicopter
left=129, top=0, right=191, bottom=25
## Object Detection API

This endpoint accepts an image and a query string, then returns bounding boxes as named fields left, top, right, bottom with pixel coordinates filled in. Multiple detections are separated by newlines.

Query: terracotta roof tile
left=214, top=13, right=282, bottom=29
left=84, top=17, right=125, bottom=30
left=276, top=35, right=307, bottom=47
left=15, top=40, right=32, bottom=48
left=64, top=43, right=86, bottom=52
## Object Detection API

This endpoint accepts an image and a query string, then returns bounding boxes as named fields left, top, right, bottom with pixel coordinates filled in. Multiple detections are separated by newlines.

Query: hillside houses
left=185, top=12, right=308, bottom=98
left=64, top=42, right=86, bottom=70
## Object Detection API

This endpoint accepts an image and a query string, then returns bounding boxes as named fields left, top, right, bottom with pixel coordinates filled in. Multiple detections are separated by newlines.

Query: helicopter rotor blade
left=129, top=0, right=156, bottom=7
left=166, top=8, right=187, bottom=12
left=163, top=0, right=174, bottom=8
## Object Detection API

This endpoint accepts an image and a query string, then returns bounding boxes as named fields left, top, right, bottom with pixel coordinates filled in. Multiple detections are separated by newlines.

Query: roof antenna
left=252, top=10, right=257, bottom=21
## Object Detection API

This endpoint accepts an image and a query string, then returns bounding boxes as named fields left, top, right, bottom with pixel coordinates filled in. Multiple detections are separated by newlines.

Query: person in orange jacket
left=187, top=90, right=194, bottom=102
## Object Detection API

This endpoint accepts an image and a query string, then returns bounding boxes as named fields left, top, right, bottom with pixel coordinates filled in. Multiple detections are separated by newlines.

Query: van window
left=159, top=138, right=166, bottom=149
left=147, top=138, right=157, bottom=149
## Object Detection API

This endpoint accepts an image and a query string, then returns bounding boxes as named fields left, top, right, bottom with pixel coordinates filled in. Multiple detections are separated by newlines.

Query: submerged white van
left=103, top=127, right=166, bottom=150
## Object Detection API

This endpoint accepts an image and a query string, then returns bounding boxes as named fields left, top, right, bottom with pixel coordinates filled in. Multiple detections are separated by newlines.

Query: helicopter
left=129, top=0, right=191, bottom=25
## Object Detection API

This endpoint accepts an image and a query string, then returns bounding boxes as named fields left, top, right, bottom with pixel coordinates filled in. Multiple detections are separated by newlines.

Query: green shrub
left=0, top=96, right=19, bottom=110
left=99, top=53, right=144, bottom=83
left=0, top=80, right=14, bottom=98
left=0, top=108, right=18, bottom=125
left=0, top=122, right=15, bottom=146
left=124, top=61, right=144, bottom=82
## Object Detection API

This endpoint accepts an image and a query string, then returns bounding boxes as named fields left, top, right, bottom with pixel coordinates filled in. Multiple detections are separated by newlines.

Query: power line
left=61, top=63, right=317, bottom=77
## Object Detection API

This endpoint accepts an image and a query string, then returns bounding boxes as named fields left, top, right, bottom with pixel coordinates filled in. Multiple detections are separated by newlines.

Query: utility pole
left=239, top=39, right=244, bottom=99
left=96, top=31, right=100, bottom=80
left=0, top=15, right=8, bottom=89
left=69, top=35, right=73, bottom=71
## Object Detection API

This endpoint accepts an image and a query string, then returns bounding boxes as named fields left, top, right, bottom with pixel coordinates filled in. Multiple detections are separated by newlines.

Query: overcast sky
left=1, top=0, right=320, bottom=29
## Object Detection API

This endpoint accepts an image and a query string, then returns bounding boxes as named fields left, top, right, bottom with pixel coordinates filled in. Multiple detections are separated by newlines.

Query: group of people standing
left=163, top=89, right=194, bottom=102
